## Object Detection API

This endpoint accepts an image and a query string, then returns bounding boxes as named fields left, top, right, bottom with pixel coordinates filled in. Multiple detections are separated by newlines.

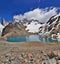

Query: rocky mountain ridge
left=39, top=14, right=60, bottom=39
left=0, top=14, right=60, bottom=40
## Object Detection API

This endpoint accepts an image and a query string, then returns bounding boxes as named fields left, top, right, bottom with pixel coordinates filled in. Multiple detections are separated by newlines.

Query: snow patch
left=26, top=21, right=41, bottom=33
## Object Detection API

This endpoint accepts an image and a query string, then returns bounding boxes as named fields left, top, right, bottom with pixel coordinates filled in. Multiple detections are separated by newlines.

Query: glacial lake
left=7, top=35, right=59, bottom=42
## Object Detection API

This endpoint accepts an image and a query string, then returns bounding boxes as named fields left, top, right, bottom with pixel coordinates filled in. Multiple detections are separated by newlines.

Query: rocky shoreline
left=0, top=41, right=60, bottom=64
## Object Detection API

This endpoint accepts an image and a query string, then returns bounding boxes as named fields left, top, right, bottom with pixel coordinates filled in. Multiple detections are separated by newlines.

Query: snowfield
left=25, top=21, right=42, bottom=33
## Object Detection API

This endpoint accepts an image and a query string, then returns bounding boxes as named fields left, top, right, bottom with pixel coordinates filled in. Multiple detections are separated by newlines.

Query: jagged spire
left=1, top=18, right=6, bottom=26
left=1, top=18, right=9, bottom=26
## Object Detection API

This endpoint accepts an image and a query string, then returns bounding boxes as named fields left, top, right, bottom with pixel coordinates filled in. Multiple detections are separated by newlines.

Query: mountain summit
left=1, top=18, right=9, bottom=26
left=0, top=14, right=60, bottom=40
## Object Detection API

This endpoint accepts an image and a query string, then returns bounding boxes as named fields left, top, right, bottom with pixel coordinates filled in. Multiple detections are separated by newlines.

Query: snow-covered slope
left=25, top=21, right=42, bottom=33
left=39, top=14, right=60, bottom=38
left=0, top=23, right=4, bottom=36
left=0, top=18, right=9, bottom=37
left=13, top=18, right=42, bottom=33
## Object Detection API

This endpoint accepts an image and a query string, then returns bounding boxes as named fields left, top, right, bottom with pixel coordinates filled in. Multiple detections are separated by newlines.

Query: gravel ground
left=0, top=41, right=60, bottom=64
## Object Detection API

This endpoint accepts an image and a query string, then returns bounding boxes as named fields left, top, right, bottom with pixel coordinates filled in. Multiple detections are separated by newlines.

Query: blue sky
left=0, top=0, right=60, bottom=21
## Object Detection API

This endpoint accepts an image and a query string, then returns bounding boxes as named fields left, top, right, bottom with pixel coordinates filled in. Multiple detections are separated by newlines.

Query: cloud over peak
left=13, top=7, right=58, bottom=23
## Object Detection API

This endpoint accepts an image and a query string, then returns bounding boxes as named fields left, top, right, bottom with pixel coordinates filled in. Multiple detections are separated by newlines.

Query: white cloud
left=13, top=7, right=58, bottom=33
left=13, top=7, right=58, bottom=23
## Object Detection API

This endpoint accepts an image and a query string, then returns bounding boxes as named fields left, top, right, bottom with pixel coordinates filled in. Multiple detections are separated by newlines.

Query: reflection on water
left=26, top=35, right=40, bottom=42
left=7, top=35, right=59, bottom=42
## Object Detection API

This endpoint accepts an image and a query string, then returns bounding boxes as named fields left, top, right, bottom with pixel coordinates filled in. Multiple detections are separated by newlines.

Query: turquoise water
left=7, top=35, right=58, bottom=42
